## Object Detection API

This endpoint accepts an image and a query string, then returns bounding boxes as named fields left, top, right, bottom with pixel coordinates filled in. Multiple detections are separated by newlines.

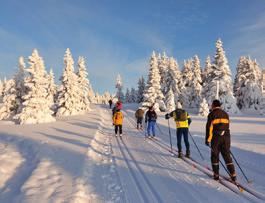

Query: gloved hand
left=205, top=141, right=210, bottom=146
left=145, top=120, right=147, bottom=124
left=113, top=123, right=115, bottom=126
left=165, top=114, right=170, bottom=119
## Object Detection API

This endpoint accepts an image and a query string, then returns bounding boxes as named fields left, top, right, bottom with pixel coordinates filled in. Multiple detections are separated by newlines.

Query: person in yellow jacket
left=113, top=109, right=123, bottom=137
left=165, top=102, right=192, bottom=158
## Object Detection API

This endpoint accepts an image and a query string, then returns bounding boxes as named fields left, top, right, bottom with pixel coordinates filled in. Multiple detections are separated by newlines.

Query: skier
left=108, top=99, right=113, bottom=109
left=113, top=109, right=123, bottom=137
left=135, top=107, right=145, bottom=129
left=205, top=99, right=237, bottom=181
left=145, top=106, right=157, bottom=138
left=165, top=102, right=191, bottom=158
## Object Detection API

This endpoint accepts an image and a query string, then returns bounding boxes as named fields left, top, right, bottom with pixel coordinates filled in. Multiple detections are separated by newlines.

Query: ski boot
left=213, top=173, right=219, bottom=181
left=178, top=151, right=183, bottom=158
left=185, top=150, right=190, bottom=158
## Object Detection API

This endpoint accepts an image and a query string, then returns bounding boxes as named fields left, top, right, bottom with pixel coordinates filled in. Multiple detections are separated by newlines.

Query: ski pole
left=188, top=131, right=204, bottom=160
left=230, top=150, right=251, bottom=183
left=167, top=120, right=173, bottom=152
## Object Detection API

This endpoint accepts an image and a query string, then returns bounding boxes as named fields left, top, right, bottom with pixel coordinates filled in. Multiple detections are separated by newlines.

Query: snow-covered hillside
left=0, top=104, right=264, bottom=202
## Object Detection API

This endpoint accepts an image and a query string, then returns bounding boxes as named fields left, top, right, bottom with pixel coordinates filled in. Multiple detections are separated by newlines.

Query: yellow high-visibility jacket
left=169, top=109, right=191, bottom=128
left=113, top=111, right=123, bottom=125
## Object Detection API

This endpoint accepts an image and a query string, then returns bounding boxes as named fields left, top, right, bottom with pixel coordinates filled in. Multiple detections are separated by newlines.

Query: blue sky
left=0, top=0, right=265, bottom=94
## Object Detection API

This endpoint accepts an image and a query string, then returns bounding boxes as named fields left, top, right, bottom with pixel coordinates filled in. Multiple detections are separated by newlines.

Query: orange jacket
left=113, top=111, right=123, bottom=125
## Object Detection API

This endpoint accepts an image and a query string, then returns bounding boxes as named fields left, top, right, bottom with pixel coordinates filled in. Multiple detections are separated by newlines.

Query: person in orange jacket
left=113, top=109, right=123, bottom=137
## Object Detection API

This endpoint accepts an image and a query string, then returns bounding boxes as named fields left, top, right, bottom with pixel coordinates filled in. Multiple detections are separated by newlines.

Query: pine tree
left=56, top=48, right=82, bottom=116
left=208, top=39, right=240, bottom=114
left=125, top=88, right=130, bottom=103
left=198, top=98, right=209, bottom=117
left=87, top=83, right=95, bottom=103
left=181, top=59, right=193, bottom=108
left=137, top=76, right=145, bottom=103
left=17, top=49, right=55, bottom=124
left=202, top=56, right=213, bottom=101
left=130, top=87, right=137, bottom=103
left=234, top=57, right=262, bottom=110
left=165, top=88, right=175, bottom=112
left=142, top=51, right=165, bottom=111
left=190, top=55, right=203, bottom=108
left=77, top=56, right=91, bottom=112
left=47, top=69, right=57, bottom=113
left=0, top=79, right=17, bottom=120
left=166, top=57, right=182, bottom=101
left=158, top=52, right=169, bottom=95
left=14, top=56, right=26, bottom=114
left=115, top=74, right=124, bottom=102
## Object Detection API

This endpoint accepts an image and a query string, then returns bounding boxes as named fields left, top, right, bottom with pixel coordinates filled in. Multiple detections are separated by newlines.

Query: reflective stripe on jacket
left=113, top=111, right=123, bottom=125
left=206, top=107, right=230, bottom=143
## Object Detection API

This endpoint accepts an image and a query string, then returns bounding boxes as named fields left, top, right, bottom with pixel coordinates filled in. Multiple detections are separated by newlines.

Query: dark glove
left=145, top=120, right=147, bottom=123
left=205, top=141, right=210, bottom=146
left=113, top=123, right=115, bottom=126
left=165, top=114, right=170, bottom=120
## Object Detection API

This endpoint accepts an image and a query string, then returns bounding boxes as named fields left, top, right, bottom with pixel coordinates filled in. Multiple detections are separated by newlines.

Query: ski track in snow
left=0, top=104, right=264, bottom=203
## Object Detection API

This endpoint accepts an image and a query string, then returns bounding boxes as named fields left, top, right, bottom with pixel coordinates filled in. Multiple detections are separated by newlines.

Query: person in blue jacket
left=145, top=106, right=157, bottom=138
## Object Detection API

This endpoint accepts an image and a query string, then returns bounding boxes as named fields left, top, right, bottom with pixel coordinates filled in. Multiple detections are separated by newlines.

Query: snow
left=0, top=103, right=264, bottom=202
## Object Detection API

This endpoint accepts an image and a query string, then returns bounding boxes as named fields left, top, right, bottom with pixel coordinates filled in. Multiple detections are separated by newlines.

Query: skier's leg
left=115, top=125, right=118, bottom=136
left=119, top=125, right=123, bottom=136
left=183, top=128, right=190, bottom=156
left=147, top=122, right=151, bottom=136
left=211, top=136, right=220, bottom=179
left=221, top=135, right=236, bottom=180
left=176, top=129, right=182, bottom=154
left=152, top=121, right=156, bottom=137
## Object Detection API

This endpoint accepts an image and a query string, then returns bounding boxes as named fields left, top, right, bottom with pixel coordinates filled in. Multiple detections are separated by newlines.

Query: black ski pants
left=115, top=125, right=122, bottom=135
left=211, top=132, right=236, bottom=176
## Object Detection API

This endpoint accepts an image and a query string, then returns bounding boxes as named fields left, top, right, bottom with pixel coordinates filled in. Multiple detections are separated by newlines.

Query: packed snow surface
left=0, top=104, right=264, bottom=202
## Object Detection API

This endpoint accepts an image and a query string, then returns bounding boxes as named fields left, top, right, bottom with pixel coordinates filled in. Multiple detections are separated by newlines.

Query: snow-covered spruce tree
left=13, top=56, right=26, bottom=114
left=158, top=52, right=169, bottom=95
left=77, top=56, right=91, bottom=112
left=207, top=39, right=240, bottom=114
left=142, top=51, right=165, bottom=111
left=56, top=48, right=82, bottom=116
left=234, top=57, right=262, bottom=110
left=166, top=57, right=183, bottom=102
left=115, top=74, right=125, bottom=102
left=233, top=56, right=246, bottom=96
left=137, top=76, right=145, bottom=103
left=47, top=69, right=57, bottom=113
left=125, top=88, right=130, bottom=103
left=202, top=56, right=214, bottom=101
left=190, top=55, right=203, bottom=108
left=101, top=92, right=111, bottom=104
left=17, top=49, right=55, bottom=124
left=165, top=88, right=175, bottom=112
left=130, top=87, right=137, bottom=103
left=87, top=83, right=96, bottom=103
left=0, top=79, right=17, bottom=120
left=198, top=98, right=209, bottom=117
left=181, top=59, right=193, bottom=108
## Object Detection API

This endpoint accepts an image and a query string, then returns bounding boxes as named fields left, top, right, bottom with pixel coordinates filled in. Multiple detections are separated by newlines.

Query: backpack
left=174, top=109, right=187, bottom=121
left=115, top=112, right=123, bottom=122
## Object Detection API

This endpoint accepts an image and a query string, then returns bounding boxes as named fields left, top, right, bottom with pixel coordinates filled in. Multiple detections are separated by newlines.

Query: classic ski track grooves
left=124, top=111, right=262, bottom=202
left=123, top=116, right=212, bottom=202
